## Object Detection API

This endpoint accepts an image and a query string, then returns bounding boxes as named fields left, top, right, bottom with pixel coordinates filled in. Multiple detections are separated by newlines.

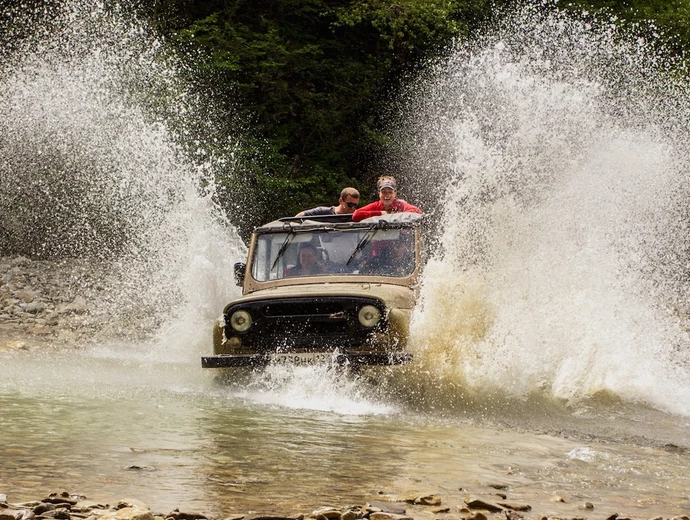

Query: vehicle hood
left=224, top=282, right=416, bottom=312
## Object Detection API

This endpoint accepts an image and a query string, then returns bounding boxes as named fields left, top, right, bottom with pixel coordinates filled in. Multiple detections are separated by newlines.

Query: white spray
left=398, top=3, right=690, bottom=416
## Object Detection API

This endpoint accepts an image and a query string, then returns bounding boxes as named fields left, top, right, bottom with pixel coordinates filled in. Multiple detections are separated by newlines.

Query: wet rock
left=340, top=511, right=360, bottom=520
left=33, top=505, right=55, bottom=515
left=496, top=502, right=531, bottom=512
left=166, top=512, right=208, bottom=520
left=366, top=503, right=406, bottom=515
left=40, top=508, right=71, bottom=519
left=309, top=508, right=340, bottom=520
left=100, top=506, right=155, bottom=520
left=44, top=494, right=78, bottom=506
left=463, top=499, right=502, bottom=513
left=244, top=516, right=303, bottom=520
left=403, top=494, right=441, bottom=506
left=369, top=513, right=413, bottom=520
left=0, top=510, right=22, bottom=520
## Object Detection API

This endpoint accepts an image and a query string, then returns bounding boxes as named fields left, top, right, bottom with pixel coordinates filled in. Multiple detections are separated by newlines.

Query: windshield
left=251, top=227, right=416, bottom=281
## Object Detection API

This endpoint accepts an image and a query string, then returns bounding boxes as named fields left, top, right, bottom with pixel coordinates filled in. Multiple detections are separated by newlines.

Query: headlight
left=358, top=305, right=381, bottom=328
left=229, top=309, right=252, bottom=332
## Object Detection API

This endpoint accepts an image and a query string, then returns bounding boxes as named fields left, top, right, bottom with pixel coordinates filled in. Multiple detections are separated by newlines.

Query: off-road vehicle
left=201, top=212, right=424, bottom=368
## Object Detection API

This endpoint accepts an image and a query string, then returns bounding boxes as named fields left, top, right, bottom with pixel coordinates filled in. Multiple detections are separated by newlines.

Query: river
left=1, top=2, right=690, bottom=518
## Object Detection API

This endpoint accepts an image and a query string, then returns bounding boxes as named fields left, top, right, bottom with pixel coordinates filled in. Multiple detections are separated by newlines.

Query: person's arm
left=296, top=206, right=334, bottom=217
left=393, top=200, right=423, bottom=214
left=352, top=202, right=383, bottom=222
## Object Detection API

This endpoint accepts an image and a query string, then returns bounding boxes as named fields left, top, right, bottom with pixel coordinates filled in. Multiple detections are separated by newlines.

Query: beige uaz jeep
left=202, top=212, right=424, bottom=368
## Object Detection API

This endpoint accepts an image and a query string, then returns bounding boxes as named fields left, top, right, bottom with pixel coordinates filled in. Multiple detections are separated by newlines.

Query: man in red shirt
left=352, top=176, right=422, bottom=222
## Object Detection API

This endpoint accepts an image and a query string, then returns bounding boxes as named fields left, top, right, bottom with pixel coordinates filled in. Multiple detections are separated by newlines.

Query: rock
left=366, top=503, right=406, bottom=515
left=100, top=506, right=154, bottom=520
left=496, top=502, right=531, bottom=512
left=25, top=302, right=46, bottom=314
left=403, top=494, right=441, bottom=506
left=40, top=508, right=71, bottom=519
left=466, top=512, right=487, bottom=520
left=310, top=509, right=340, bottom=520
left=15, top=291, right=35, bottom=303
left=11, top=257, right=31, bottom=267
left=165, top=512, right=208, bottom=520
left=33, top=504, right=56, bottom=515
left=340, top=511, right=359, bottom=520
left=58, top=297, right=88, bottom=315
left=117, top=501, right=150, bottom=511
left=464, top=498, right=502, bottom=513
left=369, top=513, right=413, bottom=520
left=44, top=493, right=78, bottom=506
left=244, top=516, right=303, bottom=520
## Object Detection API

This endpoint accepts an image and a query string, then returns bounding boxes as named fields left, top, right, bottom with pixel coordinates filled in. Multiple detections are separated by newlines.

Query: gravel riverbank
left=3, top=490, right=686, bottom=520
left=0, top=255, right=166, bottom=348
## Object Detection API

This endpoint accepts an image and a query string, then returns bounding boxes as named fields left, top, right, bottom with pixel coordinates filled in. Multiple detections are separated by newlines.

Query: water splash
left=398, top=3, right=690, bottom=416
left=232, top=364, right=398, bottom=416
left=0, top=1, right=246, bottom=351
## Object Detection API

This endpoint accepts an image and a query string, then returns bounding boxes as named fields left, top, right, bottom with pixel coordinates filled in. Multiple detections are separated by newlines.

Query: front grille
left=263, top=301, right=345, bottom=317
left=225, top=296, right=386, bottom=352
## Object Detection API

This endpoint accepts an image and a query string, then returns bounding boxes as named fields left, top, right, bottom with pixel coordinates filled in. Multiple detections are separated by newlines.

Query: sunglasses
left=346, top=202, right=359, bottom=208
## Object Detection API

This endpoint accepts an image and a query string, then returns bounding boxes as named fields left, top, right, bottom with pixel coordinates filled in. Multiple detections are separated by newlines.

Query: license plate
left=269, top=352, right=333, bottom=365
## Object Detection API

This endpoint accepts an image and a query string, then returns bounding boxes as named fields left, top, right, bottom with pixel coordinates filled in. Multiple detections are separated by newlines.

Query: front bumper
left=201, top=351, right=412, bottom=368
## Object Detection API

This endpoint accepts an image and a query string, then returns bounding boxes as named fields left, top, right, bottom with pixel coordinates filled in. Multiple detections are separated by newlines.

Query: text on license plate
left=270, top=352, right=333, bottom=365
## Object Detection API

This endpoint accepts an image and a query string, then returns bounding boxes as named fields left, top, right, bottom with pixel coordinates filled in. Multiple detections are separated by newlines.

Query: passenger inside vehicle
left=285, top=242, right=328, bottom=277
left=359, top=234, right=414, bottom=276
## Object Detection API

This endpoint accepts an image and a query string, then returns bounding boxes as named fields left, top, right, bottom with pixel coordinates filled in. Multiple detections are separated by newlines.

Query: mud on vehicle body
left=202, top=212, right=425, bottom=368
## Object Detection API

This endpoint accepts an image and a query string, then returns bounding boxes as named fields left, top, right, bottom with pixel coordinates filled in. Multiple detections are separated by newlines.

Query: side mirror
left=234, top=262, right=246, bottom=286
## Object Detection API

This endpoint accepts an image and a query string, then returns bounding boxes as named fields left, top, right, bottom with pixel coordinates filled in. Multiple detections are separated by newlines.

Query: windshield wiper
left=271, top=233, right=296, bottom=270
left=346, top=227, right=378, bottom=266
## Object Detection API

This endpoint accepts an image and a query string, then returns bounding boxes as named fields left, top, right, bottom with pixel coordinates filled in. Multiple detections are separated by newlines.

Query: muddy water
left=2, top=339, right=690, bottom=518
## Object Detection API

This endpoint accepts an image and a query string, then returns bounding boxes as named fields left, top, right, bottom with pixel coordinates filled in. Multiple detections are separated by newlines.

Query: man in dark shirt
left=296, top=187, right=360, bottom=217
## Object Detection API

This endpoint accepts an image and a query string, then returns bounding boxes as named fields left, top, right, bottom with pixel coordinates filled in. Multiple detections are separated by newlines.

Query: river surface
left=2, top=336, right=690, bottom=518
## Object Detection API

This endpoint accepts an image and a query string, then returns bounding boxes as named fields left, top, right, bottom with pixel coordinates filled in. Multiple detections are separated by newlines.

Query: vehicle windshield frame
left=249, top=219, right=420, bottom=283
